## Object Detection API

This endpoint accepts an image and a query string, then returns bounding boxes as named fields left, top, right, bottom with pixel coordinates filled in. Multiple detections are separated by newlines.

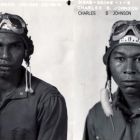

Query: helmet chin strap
left=100, top=69, right=115, bottom=131
left=100, top=86, right=115, bottom=132
left=25, top=61, right=33, bottom=94
left=101, top=80, right=113, bottom=117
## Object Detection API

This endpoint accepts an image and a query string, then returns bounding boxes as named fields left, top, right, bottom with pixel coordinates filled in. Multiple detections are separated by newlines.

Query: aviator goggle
left=111, top=20, right=140, bottom=41
left=0, top=13, right=27, bottom=35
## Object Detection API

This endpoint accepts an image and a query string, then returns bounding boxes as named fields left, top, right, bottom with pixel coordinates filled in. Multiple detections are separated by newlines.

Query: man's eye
left=136, top=57, right=140, bottom=62
left=10, top=43, right=23, bottom=48
left=11, top=43, right=19, bottom=47
left=114, top=57, right=125, bottom=62
left=0, top=43, right=3, bottom=47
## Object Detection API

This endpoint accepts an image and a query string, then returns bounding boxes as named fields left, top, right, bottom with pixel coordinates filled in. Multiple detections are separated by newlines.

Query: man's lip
left=0, top=65, right=12, bottom=70
left=122, top=80, right=138, bottom=82
left=121, top=80, right=139, bottom=86
left=0, top=64, right=12, bottom=67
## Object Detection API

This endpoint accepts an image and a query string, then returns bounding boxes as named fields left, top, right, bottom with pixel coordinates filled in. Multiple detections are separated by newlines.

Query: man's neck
left=120, top=88, right=140, bottom=112
left=0, top=68, right=22, bottom=95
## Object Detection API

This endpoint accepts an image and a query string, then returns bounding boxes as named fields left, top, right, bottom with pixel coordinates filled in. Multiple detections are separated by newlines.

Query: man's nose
left=1, top=46, right=9, bottom=60
left=124, top=59, right=136, bottom=74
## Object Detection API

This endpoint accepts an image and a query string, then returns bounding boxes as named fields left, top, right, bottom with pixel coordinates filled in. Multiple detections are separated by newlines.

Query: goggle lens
left=113, top=23, right=128, bottom=35
left=136, top=24, right=140, bottom=32
left=9, top=17, right=23, bottom=29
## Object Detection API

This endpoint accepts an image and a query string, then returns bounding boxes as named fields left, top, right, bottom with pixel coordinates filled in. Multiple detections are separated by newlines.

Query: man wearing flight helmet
left=83, top=20, right=140, bottom=140
left=0, top=13, right=67, bottom=140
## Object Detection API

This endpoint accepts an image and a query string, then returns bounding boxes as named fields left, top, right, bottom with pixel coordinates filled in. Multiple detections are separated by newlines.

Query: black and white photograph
left=0, top=0, right=140, bottom=140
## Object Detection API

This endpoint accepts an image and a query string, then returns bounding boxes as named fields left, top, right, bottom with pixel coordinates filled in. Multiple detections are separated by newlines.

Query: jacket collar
left=112, top=88, right=140, bottom=120
left=6, top=66, right=36, bottom=100
left=104, top=89, right=131, bottom=140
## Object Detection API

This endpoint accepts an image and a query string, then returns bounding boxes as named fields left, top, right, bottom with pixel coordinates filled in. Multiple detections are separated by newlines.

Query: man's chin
left=121, top=86, right=140, bottom=95
left=0, top=70, right=13, bottom=78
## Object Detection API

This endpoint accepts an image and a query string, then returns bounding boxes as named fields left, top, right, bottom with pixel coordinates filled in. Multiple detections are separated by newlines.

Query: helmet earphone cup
left=23, top=36, right=34, bottom=63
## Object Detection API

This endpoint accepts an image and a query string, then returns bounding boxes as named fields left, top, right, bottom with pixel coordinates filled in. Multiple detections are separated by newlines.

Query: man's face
left=109, top=44, right=140, bottom=95
left=0, top=32, right=25, bottom=78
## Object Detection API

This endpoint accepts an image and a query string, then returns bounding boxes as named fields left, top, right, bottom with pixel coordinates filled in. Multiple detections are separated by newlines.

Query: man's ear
left=105, top=46, right=109, bottom=52
left=24, top=49, right=28, bottom=58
